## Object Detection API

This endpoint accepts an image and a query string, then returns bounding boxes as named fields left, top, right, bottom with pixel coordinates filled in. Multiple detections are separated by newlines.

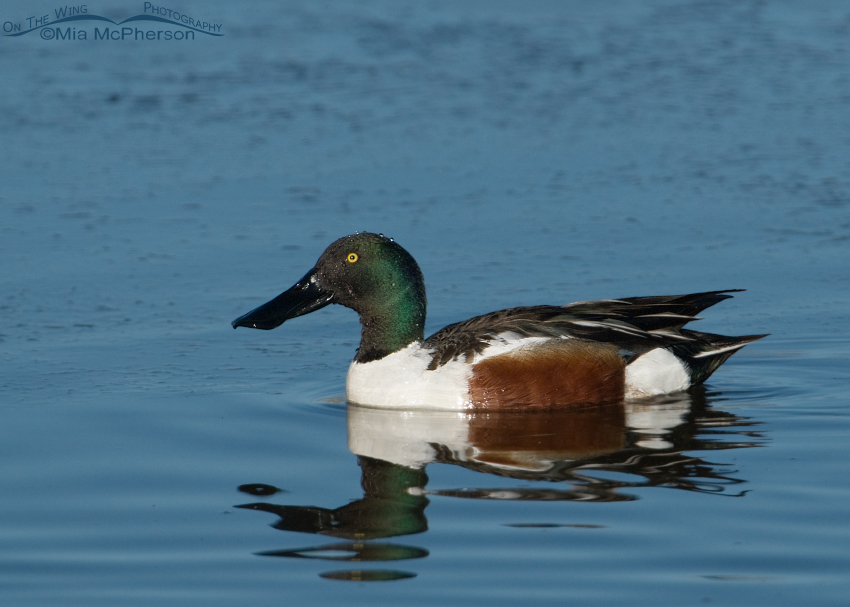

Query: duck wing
left=423, top=290, right=754, bottom=370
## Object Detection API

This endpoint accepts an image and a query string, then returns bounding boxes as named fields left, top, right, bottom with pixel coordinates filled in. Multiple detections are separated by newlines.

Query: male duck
left=233, top=233, right=765, bottom=409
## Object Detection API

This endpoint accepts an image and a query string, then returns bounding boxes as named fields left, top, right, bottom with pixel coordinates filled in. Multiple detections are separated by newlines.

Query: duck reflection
left=236, top=389, right=762, bottom=579
left=346, top=388, right=761, bottom=500
left=238, top=458, right=429, bottom=540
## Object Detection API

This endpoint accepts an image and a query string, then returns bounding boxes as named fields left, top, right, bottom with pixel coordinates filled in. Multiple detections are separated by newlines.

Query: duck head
left=232, top=233, right=427, bottom=362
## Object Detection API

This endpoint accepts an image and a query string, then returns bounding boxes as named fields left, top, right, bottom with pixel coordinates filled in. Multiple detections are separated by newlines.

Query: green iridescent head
left=233, top=233, right=427, bottom=362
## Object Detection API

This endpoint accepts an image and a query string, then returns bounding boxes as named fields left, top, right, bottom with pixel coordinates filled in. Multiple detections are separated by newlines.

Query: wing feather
left=423, top=290, right=753, bottom=370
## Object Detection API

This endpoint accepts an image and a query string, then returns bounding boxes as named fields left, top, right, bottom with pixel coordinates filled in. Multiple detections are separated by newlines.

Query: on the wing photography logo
left=3, top=3, right=222, bottom=41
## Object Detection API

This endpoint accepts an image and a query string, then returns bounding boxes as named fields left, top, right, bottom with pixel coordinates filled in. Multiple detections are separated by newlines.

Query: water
left=2, top=1, right=849, bottom=604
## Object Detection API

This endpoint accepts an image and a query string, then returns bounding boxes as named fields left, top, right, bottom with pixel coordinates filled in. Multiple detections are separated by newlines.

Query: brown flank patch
left=468, top=339, right=626, bottom=408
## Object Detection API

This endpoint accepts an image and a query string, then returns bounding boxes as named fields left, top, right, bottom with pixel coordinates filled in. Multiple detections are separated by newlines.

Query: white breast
left=346, top=343, right=473, bottom=409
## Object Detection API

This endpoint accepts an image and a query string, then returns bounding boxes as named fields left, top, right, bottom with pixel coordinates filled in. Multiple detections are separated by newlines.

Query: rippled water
left=2, top=1, right=849, bottom=605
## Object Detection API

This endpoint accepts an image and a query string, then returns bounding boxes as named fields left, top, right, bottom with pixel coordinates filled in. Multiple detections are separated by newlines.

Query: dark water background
left=2, top=1, right=849, bottom=604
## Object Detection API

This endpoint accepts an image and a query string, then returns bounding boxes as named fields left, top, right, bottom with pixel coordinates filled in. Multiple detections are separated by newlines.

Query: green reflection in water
left=259, top=541, right=429, bottom=562
left=320, top=569, right=417, bottom=582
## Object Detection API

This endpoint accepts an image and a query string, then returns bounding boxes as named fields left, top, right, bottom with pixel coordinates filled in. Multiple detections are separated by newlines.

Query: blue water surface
left=2, top=1, right=849, bottom=605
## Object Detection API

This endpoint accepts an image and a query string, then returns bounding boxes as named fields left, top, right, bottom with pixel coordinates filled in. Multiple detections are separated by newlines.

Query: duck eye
left=347, top=252, right=358, bottom=263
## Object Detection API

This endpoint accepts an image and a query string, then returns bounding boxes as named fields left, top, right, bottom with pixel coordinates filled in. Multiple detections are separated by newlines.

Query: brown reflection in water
left=454, top=401, right=626, bottom=471
left=425, top=389, right=762, bottom=499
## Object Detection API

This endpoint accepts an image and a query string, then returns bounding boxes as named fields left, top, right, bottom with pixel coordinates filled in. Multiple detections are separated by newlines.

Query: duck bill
left=232, top=268, right=333, bottom=330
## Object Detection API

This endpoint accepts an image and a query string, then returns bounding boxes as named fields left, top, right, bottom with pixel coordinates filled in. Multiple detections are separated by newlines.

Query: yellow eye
left=347, top=252, right=358, bottom=263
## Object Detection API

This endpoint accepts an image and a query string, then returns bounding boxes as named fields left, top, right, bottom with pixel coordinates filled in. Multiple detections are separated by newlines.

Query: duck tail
left=671, top=330, right=768, bottom=385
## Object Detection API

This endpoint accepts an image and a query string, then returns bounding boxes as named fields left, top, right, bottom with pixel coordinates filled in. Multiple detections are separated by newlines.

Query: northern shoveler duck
left=232, top=233, right=766, bottom=409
